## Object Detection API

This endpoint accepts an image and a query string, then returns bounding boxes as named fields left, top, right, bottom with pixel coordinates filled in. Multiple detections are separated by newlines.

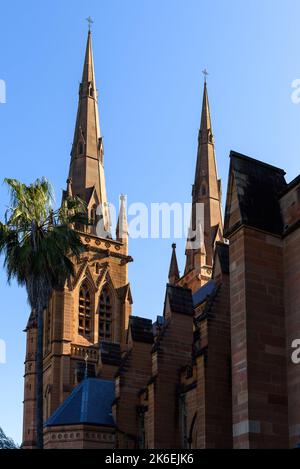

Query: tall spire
left=185, top=80, right=223, bottom=280
left=168, top=244, right=180, bottom=285
left=67, top=30, right=111, bottom=236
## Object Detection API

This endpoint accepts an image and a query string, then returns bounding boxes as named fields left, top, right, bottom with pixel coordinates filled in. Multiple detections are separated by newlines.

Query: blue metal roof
left=45, top=378, right=115, bottom=428
left=193, top=280, right=216, bottom=307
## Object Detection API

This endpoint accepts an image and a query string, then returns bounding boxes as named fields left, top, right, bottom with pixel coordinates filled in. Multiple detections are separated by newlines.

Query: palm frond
left=1, top=178, right=85, bottom=310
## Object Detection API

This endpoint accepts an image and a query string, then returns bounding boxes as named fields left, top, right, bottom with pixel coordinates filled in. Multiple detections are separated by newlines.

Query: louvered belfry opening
left=99, top=287, right=112, bottom=341
left=78, top=283, right=92, bottom=337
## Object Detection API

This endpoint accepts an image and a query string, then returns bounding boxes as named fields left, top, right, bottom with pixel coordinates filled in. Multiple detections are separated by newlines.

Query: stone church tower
left=22, top=31, right=133, bottom=449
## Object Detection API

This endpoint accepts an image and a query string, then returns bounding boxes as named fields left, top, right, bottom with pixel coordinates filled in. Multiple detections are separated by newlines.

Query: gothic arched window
left=99, top=287, right=112, bottom=341
left=78, top=283, right=92, bottom=338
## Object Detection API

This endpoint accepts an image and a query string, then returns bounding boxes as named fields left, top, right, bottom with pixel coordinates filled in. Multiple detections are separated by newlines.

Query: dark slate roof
left=100, top=342, right=122, bottom=366
left=193, top=280, right=216, bottom=307
left=224, top=151, right=287, bottom=236
left=45, top=378, right=115, bottom=428
left=202, top=284, right=221, bottom=318
left=166, top=284, right=194, bottom=316
left=214, top=242, right=229, bottom=275
left=129, top=316, right=153, bottom=344
left=194, top=283, right=221, bottom=326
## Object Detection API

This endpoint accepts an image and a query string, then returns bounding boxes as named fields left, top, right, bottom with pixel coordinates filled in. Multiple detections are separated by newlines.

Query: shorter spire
left=184, top=79, right=223, bottom=282
left=116, top=195, right=128, bottom=243
left=168, top=244, right=180, bottom=285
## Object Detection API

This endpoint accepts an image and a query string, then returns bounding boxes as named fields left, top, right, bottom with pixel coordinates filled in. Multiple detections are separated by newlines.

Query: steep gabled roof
left=165, top=284, right=194, bottom=316
left=100, top=342, right=122, bottom=366
left=129, top=316, right=153, bottom=344
left=214, top=242, right=229, bottom=275
left=193, top=279, right=216, bottom=308
left=45, top=378, right=115, bottom=428
left=224, top=151, right=287, bottom=237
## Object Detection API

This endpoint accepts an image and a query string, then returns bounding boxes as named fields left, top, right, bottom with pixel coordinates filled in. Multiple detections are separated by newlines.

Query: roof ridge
left=230, top=150, right=286, bottom=175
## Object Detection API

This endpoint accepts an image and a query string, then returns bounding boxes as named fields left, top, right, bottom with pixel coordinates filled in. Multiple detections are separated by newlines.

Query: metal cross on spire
left=84, top=352, right=89, bottom=379
left=86, top=16, right=94, bottom=32
left=202, top=69, right=209, bottom=83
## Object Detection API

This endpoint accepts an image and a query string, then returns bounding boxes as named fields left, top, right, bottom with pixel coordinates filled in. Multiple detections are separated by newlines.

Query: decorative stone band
left=70, top=344, right=99, bottom=361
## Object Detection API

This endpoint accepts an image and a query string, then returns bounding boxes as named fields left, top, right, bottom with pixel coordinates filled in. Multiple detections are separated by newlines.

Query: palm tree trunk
left=35, top=306, right=44, bottom=449
left=30, top=221, right=44, bottom=449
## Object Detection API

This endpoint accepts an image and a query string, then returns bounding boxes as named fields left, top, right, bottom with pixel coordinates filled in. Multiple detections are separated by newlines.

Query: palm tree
left=0, top=178, right=87, bottom=449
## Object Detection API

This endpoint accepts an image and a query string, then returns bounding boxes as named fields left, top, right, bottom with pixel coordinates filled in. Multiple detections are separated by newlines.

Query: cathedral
left=22, top=30, right=300, bottom=450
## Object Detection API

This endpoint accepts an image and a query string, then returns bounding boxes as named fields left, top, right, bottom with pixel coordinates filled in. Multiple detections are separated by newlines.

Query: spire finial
left=84, top=352, right=89, bottom=379
left=86, top=16, right=94, bottom=32
left=202, top=69, right=209, bottom=83
left=168, top=243, right=180, bottom=285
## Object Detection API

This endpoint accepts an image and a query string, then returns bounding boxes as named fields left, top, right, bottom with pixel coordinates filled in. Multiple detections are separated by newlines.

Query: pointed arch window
left=99, top=287, right=112, bottom=341
left=78, top=283, right=92, bottom=337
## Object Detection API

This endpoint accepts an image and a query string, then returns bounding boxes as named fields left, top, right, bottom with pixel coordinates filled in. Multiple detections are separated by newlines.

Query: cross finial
left=86, top=16, right=94, bottom=32
left=202, top=69, right=209, bottom=83
left=84, top=352, right=89, bottom=379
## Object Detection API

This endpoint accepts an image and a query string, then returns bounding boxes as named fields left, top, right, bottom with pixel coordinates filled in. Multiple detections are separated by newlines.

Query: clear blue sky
left=0, top=0, right=299, bottom=444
